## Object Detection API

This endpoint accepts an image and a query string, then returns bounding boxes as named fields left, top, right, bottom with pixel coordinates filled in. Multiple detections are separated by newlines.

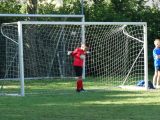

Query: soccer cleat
left=80, top=88, right=86, bottom=92
left=76, top=89, right=81, bottom=92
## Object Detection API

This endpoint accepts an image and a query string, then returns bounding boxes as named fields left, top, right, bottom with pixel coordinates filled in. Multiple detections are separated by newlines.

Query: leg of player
left=74, top=66, right=85, bottom=92
left=157, top=71, right=160, bottom=88
left=153, top=70, right=157, bottom=88
left=76, top=76, right=83, bottom=92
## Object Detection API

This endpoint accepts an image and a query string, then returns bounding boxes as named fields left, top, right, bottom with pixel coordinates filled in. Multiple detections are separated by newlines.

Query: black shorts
left=155, top=66, right=160, bottom=71
left=74, top=66, right=83, bottom=77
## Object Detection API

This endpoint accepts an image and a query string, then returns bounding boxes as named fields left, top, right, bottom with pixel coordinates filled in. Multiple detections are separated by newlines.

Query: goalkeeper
left=68, top=43, right=89, bottom=92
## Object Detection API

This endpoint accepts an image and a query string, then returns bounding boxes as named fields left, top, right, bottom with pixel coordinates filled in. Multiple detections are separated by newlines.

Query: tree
left=26, top=0, right=38, bottom=14
left=0, top=0, right=21, bottom=13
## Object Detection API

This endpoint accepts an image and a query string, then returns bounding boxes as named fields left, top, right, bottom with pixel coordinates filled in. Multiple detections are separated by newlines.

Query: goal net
left=0, top=14, right=84, bottom=96
left=0, top=21, right=148, bottom=96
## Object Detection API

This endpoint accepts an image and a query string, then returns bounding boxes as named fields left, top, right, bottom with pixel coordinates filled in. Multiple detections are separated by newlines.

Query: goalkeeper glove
left=80, top=55, right=85, bottom=59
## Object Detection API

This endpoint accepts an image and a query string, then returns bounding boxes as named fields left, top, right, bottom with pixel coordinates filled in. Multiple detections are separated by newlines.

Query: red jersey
left=71, top=48, right=86, bottom=67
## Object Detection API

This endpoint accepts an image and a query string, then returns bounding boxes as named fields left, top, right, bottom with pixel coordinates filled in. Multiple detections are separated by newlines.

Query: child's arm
left=153, top=50, right=160, bottom=59
left=68, top=48, right=80, bottom=59
left=71, top=48, right=78, bottom=56
left=154, top=54, right=160, bottom=59
left=157, top=55, right=160, bottom=59
left=67, top=48, right=78, bottom=56
left=67, top=51, right=72, bottom=55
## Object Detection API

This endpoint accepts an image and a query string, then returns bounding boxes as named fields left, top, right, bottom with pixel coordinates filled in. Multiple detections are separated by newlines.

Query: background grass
left=0, top=78, right=160, bottom=120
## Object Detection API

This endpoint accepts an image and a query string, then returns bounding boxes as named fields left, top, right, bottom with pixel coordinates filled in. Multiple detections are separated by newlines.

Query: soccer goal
left=0, top=21, right=148, bottom=96
left=0, top=14, right=85, bottom=96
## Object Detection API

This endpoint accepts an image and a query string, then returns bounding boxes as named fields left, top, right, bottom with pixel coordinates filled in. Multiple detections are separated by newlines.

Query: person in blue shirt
left=153, top=38, right=160, bottom=88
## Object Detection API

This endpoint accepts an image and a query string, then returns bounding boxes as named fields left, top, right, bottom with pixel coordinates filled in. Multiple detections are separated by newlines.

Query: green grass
left=0, top=79, right=160, bottom=120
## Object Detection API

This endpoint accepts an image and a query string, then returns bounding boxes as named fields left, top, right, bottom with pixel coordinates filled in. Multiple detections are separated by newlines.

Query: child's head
left=154, top=38, right=160, bottom=48
left=80, top=43, right=89, bottom=51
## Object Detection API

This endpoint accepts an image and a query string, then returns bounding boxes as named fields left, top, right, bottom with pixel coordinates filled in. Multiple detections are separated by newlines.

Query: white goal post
left=0, top=14, right=85, bottom=96
left=1, top=21, right=148, bottom=96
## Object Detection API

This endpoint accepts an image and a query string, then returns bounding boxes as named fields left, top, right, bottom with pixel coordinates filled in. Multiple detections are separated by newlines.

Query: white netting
left=1, top=23, right=19, bottom=79
left=85, top=24, right=145, bottom=86
left=0, top=22, right=146, bottom=95
left=23, top=24, right=82, bottom=78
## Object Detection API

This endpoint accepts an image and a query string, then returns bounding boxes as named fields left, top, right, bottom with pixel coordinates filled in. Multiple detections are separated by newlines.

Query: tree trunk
left=27, top=0, right=38, bottom=14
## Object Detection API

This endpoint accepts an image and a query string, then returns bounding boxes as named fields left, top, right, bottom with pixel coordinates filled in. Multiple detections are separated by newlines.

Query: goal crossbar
left=0, top=21, right=148, bottom=96
left=17, top=21, right=147, bottom=25
left=0, top=14, right=84, bottom=18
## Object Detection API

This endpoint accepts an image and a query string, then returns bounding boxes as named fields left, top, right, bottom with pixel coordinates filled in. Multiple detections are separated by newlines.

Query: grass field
left=0, top=79, right=160, bottom=120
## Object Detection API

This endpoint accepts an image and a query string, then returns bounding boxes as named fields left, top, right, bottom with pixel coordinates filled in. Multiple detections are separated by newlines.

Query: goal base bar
left=118, top=85, right=147, bottom=91
left=0, top=93, right=21, bottom=96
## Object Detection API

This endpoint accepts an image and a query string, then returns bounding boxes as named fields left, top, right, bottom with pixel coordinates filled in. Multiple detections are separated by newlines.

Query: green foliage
left=38, top=3, right=57, bottom=14
left=0, top=0, right=160, bottom=71
left=37, top=0, right=82, bottom=15
left=20, top=4, right=27, bottom=14
left=85, top=0, right=107, bottom=21
left=0, top=0, right=21, bottom=13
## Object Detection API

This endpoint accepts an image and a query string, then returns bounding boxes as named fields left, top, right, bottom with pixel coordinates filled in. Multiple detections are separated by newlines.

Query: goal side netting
left=0, top=21, right=148, bottom=96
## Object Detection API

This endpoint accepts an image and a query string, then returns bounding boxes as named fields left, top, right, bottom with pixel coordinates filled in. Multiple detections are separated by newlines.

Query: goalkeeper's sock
left=76, top=79, right=83, bottom=91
